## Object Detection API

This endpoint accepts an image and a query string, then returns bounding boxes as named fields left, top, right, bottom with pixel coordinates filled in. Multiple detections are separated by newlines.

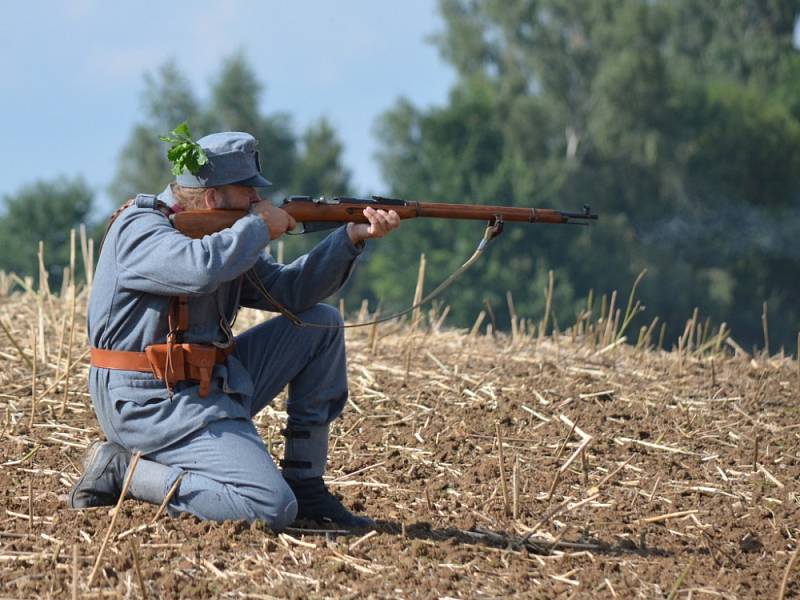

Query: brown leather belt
left=90, top=343, right=235, bottom=397
left=91, top=348, right=154, bottom=372
left=90, top=346, right=233, bottom=370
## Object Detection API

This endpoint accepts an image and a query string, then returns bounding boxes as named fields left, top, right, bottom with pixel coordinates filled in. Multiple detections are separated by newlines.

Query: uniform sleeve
left=239, top=225, right=364, bottom=312
left=112, top=209, right=271, bottom=296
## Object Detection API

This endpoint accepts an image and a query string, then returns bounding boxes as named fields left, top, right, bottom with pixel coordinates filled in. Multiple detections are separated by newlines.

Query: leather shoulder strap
left=167, top=296, right=190, bottom=343
left=99, top=198, right=136, bottom=252
left=102, top=195, right=187, bottom=343
left=100, top=194, right=174, bottom=251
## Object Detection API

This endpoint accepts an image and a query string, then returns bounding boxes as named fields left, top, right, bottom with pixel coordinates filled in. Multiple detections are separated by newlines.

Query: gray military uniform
left=88, top=186, right=362, bottom=530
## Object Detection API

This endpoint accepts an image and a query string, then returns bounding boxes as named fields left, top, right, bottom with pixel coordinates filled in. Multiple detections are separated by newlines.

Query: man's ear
left=203, top=188, right=218, bottom=209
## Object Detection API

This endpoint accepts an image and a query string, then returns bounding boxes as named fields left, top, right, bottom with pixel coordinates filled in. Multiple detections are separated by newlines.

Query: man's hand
left=347, top=207, right=401, bottom=245
left=251, top=201, right=297, bottom=240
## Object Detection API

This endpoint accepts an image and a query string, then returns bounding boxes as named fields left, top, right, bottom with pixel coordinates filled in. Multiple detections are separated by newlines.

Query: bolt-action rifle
left=172, top=195, right=598, bottom=328
left=172, top=195, right=598, bottom=239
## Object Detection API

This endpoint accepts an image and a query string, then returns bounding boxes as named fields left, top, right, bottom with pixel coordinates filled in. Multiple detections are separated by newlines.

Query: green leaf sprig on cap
left=159, top=122, right=209, bottom=176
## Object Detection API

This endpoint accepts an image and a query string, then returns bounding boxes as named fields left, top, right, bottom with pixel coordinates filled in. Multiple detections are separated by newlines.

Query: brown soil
left=1, top=290, right=799, bottom=598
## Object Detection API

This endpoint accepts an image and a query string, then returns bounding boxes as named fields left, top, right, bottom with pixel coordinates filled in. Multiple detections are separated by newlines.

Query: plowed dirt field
left=1, top=287, right=798, bottom=598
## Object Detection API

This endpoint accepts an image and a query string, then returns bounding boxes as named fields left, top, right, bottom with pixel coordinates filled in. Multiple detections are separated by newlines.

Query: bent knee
left=246, top=482, right=297, bottom=532
left=302, top=303, right=344, bottom=328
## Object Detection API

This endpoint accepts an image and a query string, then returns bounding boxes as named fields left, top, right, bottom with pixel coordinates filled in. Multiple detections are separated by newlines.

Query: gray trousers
left=129, top=304, right=347, bottom=531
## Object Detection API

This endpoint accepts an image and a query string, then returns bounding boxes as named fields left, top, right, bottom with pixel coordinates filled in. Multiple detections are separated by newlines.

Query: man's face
left=214, top=184, right=260, bottom=210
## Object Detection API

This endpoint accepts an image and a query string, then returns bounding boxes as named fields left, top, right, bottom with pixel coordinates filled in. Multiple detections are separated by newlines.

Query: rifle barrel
left=416, top=202, right=592, bottom=224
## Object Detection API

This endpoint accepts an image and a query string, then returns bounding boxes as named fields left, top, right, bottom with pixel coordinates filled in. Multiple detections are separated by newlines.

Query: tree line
left=2, top=0, right=798, bottom=352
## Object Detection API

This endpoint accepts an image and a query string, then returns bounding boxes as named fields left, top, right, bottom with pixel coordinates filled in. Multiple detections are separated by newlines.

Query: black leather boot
left=67, top=441, right=130, bottom=509
left=286, top=476, right=375, bottom=529
left=282, top=424, right=374, bottom=529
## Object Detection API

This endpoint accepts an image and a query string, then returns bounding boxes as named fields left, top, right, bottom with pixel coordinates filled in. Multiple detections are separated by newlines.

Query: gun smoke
left=638, top=203, right=800, bottom=261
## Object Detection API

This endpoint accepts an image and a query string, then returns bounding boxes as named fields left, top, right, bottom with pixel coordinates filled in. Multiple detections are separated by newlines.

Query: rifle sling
left=248, top=219, right=504, bottom=329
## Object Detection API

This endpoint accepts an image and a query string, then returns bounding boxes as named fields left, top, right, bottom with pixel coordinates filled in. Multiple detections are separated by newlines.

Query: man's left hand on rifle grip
left=347, top=206, right=401, bottom=245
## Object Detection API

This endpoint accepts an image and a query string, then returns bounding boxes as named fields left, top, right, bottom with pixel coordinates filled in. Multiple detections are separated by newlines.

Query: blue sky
left=0, top=1, right=455, bottom=211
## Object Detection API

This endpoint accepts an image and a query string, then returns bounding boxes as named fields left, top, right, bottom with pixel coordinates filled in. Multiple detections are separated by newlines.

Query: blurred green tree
left=108, top=54, right=338, bottom=207
left=281, top=118, right=355, bottom=261
left=108, top=54, right=355, bottom=269
left=110, top=61, right=204, bottom=203
left=1, top=55, right=353, bottom=293
left=290, top=118, right=353, bottom=198
left=206, top=54, right=297, bottom=194
left=0, top=178, right=94, bottom=288
left=361, top=0, right=800, bottom=350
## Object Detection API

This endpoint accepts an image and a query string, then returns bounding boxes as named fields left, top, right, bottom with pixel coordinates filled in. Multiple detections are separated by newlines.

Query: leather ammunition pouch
left=91, top=343, right=234, bottom=398
left=144, top=343, right=231, bottom=397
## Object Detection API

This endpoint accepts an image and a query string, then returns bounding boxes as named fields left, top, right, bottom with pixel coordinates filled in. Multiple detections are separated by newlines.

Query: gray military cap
left=176, top=132, right=272, bottom=188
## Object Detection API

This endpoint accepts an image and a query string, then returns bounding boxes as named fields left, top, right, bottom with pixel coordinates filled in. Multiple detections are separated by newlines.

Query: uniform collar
left=158, top=183, right=185, bottom=213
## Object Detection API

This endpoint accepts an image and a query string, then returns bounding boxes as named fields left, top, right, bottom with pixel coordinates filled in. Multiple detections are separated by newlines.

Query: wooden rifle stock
left=172, top=195, right=598, bottom=239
